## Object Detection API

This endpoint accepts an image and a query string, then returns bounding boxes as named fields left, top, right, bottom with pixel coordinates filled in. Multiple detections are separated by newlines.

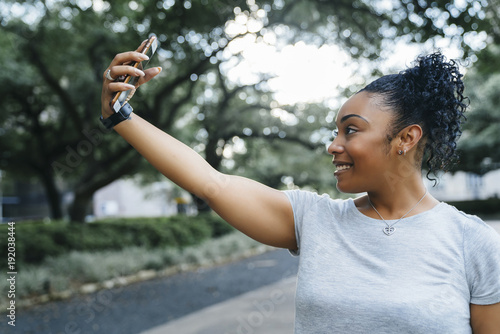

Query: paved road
left=0, top=249, right=298, bottom=334
left=3, top=222, right=498, bottom=334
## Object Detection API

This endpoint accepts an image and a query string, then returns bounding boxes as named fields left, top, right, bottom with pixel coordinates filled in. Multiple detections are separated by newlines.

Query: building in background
left=425, top=169, right=500, bottom=202
left=92, top=176, right=193, bottom=220
left=0, top=171, right=51, bottom=222
left=1, top=169, right=499, bottom=222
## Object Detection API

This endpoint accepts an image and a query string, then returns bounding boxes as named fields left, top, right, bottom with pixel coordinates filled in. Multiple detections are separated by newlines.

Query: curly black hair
left=359, top=52, right=468, bottom=181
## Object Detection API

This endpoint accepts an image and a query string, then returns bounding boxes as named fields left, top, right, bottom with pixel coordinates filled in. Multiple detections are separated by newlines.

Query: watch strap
left=100, top=103, right=133, bottom=129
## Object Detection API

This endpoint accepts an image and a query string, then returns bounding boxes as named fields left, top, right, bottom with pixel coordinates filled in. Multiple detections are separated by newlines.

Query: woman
left=101, top=47, right=500, bottom=332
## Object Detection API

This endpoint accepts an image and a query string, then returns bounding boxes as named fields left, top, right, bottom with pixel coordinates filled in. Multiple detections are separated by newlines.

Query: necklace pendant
left=383, top=226, right=396, bottom=236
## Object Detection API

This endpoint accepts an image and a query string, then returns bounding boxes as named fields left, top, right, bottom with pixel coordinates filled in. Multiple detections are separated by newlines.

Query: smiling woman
left=101, top=46, right=500, bottom=333
left=329, top=97, right=395, bottom=194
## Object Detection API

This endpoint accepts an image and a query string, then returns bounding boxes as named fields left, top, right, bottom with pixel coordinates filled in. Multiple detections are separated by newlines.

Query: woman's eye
left=332, top=127, right=356, bottom=139
left=345, top=127, right=357, bottom=135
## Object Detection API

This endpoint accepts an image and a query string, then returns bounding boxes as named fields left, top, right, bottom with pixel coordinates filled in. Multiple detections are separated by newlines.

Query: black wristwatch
left=100, top=103, right=133, bottom=129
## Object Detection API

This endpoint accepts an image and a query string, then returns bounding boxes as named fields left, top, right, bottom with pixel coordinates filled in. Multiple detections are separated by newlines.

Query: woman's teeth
left=336, top=165, right=351, bottom=171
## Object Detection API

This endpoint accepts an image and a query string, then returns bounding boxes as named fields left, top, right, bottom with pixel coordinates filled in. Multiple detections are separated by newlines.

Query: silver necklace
left=368, top=189, right=428, bottom=236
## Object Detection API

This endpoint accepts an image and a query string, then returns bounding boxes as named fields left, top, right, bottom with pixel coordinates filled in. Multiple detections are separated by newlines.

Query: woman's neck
left=355, top=177, right=439, bottom=220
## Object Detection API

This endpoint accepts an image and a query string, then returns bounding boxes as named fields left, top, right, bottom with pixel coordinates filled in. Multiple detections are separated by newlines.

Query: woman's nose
left=327, top=138, right=344, bottom=155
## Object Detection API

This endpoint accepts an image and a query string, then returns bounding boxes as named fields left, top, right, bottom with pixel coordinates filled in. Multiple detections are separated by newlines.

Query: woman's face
left=327, top=91, right=396, bottom=194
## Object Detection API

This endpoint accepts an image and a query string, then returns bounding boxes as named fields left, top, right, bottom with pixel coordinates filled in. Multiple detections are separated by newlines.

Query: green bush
left=0, top=232, right=263, bottom=304
left=447, top=198, right=500, bottom=217
left=0, top=213, right=234, bottom=265
left=198, top=213, right=235, bottom=237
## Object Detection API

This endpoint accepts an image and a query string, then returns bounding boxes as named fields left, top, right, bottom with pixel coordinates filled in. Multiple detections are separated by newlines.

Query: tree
left=0, top=0, right=495, bottom=222
left=0, top=0, right=252, bottom=221
left=264, top=0, right=495, bottom=59
left=457, top=45, right=500, bottom=174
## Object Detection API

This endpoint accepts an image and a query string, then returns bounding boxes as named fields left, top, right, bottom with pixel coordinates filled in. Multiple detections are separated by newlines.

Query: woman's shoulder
left=283, top=189, right=352, bottom=212
left=438, top=202, right=500, bottom=241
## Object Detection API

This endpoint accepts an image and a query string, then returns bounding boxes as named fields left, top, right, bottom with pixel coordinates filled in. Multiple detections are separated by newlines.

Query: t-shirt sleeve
left=283, top=189, right=326, bottom=256
left=464, top=217, right=500, bottom=305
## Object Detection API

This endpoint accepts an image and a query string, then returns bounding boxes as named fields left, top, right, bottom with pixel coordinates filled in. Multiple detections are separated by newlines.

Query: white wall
left=426, top=169, right=500, bottom=202
left=93, top=177, right=179, bottom=218
left=93, top=169, right=500, bottom=219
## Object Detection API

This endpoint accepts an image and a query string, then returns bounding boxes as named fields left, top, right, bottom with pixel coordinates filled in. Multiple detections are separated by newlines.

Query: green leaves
left=1, top=0, right=496, bottom=221
left=458, top=54, right=500, bottom=174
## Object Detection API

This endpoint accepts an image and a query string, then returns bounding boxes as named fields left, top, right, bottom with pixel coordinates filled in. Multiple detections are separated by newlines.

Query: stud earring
left=398, top=150, right=403, bottom=155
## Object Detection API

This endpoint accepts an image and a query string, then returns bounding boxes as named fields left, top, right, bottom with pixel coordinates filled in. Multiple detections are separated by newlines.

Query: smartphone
left=111, top=33, right=159, bottom=113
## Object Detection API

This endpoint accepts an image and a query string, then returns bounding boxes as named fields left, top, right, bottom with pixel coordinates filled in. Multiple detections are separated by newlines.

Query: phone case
left=110, top=34, right=159, bottom=113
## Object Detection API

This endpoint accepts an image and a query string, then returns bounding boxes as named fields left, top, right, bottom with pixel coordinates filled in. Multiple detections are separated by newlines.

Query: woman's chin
left=335, top=182, right=350, bottom=194
left=335, top=181, right=363, bottom=194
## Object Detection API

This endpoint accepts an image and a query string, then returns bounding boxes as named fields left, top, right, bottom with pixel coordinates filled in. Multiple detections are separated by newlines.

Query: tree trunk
left=39, top=166, right=64, bottom=220
left=193, top=194, right=211, bottom=213
left=193, top=136, right=224, bottom=213
left=69, top=191, right=93, bottom=223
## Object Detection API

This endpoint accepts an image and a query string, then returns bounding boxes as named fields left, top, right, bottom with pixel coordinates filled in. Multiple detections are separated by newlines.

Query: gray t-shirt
left=284, top=190, right=500, bottom=334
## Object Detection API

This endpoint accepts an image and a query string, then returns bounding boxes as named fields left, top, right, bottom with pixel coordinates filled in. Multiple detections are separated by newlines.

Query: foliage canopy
left=0, top=0, right=497, bottom=221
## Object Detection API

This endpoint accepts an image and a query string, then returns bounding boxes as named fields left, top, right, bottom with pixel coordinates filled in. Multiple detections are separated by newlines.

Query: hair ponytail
left=360, top=52, right=468, bottom=181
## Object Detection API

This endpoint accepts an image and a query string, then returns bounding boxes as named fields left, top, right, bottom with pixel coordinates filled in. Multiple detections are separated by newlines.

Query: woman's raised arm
left=100, top=49, right=296, bottom=250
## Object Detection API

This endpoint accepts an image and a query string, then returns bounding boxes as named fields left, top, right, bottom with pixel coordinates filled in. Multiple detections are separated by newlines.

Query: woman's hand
left=101, top=41, right=162, bottom=118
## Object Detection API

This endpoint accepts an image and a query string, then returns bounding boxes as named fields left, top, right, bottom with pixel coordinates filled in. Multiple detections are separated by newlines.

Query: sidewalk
left=141, top=276, right=297, bottom=334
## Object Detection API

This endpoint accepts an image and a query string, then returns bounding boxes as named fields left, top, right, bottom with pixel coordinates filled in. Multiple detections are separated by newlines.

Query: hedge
left=0, top=213, right=234, bottom=265
left=447, top=198, right=500, bottom=217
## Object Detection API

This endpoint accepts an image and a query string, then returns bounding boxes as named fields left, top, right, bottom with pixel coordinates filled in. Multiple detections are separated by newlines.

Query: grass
left=2, top=231, right=270, bottom=308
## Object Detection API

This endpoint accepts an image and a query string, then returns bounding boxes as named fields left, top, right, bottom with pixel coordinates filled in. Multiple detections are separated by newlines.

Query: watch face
left=101, top=103, right=133, bottom=129
left=117, top=103, right=133, bottom=117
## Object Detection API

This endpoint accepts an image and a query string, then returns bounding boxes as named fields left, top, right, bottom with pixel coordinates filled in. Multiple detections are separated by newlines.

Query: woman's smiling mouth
left=334, top=163, right=353, bottom=175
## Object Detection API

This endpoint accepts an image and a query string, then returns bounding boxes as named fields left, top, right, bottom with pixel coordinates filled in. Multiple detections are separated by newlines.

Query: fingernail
left=135, top=69, right=145, bottom=76
left=156, top=67, right=162, bottom=73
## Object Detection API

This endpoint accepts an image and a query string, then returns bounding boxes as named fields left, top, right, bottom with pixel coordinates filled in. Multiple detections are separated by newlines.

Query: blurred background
left=1, top=0, right=499, bottom=223
left=0, top=0, right=499, bottom=331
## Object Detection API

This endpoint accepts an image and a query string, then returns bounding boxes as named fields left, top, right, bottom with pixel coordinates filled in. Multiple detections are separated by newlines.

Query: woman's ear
left=397, top=124, right=423, bottom=154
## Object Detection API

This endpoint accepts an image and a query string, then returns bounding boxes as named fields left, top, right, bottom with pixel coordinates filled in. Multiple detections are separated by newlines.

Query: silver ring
left=105, top=69, right=115, bottom=81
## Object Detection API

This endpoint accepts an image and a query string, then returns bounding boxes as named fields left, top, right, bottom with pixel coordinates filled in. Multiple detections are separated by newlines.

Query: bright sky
left=224, top=37, right=364, bottom=107
left=222, top=4, right=471, bottom=107
left=224, top=36, right=466, bottom=107
left=2, top=0, right=478, bottom=108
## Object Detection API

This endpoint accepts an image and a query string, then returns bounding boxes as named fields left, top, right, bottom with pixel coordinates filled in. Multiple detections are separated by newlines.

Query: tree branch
left=26, top=43, right=82, bottom=133
left=152, top=56, right=212, bottom=114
